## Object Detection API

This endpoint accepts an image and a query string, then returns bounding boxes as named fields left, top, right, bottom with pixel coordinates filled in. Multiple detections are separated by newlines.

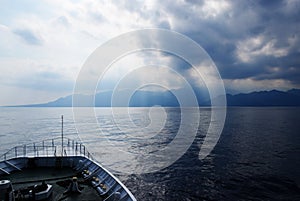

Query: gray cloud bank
left=111, top=0, right=300, bottom=92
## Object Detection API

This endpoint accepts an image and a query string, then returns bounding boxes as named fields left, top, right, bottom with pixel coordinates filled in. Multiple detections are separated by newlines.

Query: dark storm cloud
left=148, top=0, right=300, bottom=87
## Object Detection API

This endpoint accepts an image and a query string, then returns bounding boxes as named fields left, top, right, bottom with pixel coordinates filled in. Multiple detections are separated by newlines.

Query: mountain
left=11, top=89, right=300, bottom=107
left=225, top=89, right=300, bottom=106
left=21, top=89, right=208, bottom=107
left=287, top=88, right=300, bottom=97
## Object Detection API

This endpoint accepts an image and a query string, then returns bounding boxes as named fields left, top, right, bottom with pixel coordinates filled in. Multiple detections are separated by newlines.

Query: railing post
left=34, top=143, right=36, bottom=156
left=15, top=147, right=17, bottom=157
left=23, top=145, right=26, bottom=157
left=61, top=115, right=63, bottom=157
left=52, top=139, right=54, bottom=147
left=83, top=145, right=85, bottom=156
left=75, top=142, right=78, bottom=155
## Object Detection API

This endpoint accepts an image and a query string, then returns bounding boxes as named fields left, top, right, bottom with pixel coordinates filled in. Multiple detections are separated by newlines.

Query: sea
left=0, top=107, right=299, bottom=201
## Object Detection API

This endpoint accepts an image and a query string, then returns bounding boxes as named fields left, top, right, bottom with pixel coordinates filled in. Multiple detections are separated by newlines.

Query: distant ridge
left=225, top=89, right=300, bottom=106
left=9, top=89, right=300, bottom=107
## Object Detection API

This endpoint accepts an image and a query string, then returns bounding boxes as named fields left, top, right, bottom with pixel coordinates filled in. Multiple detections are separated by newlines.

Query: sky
left=0, top=0, right=299, bottom=106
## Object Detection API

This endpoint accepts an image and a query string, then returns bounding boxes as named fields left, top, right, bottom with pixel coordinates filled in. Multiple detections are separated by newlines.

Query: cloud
left=1, top=0, right=300, bottom=105
left=236, top=35, right=290, bottom=63
left=95, top=51, right=187, bottom=93
left=13, top=28, right=43, bottom=45
left=55, top=16, right=71, bottom=28
left=135, top=0, right=299, bottom=92
left=0, top=58, right=73, bottom=93
left=171, top=0, right=300, bottom=90
left=200, top=0, right=231, bottom=19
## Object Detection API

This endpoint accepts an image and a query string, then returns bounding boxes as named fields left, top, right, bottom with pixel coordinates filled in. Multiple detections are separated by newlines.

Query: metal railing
left=0, top=137, right=93, bottom=162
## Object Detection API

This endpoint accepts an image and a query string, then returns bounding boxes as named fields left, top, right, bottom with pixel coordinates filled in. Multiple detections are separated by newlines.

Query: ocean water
left=0, top=107, right=299, bottom=200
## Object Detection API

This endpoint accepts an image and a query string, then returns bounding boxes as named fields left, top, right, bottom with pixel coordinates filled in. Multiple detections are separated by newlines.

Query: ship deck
left=0, top=137, right=136, bottom=201
left=1, top=167, right=103, bottom=201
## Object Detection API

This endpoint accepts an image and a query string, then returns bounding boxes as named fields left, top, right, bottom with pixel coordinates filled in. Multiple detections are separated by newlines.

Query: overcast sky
left=0, top=0, right=299, bottom=105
